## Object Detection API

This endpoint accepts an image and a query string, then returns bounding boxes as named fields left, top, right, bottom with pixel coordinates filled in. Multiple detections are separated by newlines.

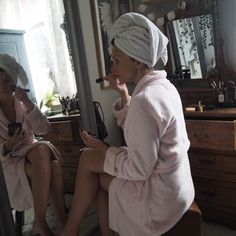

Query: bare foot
left=59, top=227, right=78, bottom=236
left=32, top=221, right=40, bottom=235
left=34, top=220, right=55, bottom=236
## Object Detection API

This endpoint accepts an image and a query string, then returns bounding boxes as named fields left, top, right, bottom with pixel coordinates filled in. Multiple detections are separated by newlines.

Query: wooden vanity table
left=185, top=108, right=236, bottom=228
left=42, top=113, right=84, bottom=193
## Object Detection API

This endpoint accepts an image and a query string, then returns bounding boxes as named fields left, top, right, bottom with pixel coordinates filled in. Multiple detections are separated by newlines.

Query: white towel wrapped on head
left=0, top=53, right=28, bottom=86
left=109, top=12, right=169, bottom=67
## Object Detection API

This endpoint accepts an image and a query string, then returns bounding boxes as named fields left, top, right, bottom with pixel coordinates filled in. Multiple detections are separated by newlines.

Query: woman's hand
left=79, top=129, right=109, bottom=155
left=13, top=87, right=29, bottom=102
left=106, top=74, right=130, bottom=107
left=104, top=74, right=129, bottom=108
left=13, top=87, right=34, bottom=112
left=4, top=128, right=26, bottom=154
left=105, top=74, right=127, bottom=93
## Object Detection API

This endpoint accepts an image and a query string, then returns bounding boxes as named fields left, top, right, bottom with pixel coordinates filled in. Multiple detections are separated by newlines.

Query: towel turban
left=0, top=53, right=28, bottom=86
left=109, top=12, right=169, bottom=67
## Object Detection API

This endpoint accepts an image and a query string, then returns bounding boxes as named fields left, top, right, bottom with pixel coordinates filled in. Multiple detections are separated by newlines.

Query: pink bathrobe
left=104, top=70, right=195, bottom=236
left=0, top=98, right=61, bottom=211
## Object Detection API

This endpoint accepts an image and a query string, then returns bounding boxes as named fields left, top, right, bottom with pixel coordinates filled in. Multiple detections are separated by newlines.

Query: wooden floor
left=20, top=194, right=236, bottom=236
left=21, top=194, right=98, bottom=236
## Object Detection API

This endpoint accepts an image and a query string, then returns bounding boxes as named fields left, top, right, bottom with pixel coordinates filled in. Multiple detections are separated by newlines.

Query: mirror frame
left=163, top=0, right=220, bottom=90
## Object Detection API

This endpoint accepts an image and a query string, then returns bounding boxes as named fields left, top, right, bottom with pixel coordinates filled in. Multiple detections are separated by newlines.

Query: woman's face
left=0, top=70, right=13, bottom=95
left=111, top=46, right=137, bottom=84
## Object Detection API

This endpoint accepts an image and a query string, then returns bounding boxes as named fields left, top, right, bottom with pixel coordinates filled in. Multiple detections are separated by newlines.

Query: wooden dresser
left=185, top=108, right=236, bottom=228
left=42, top=113, right=84, bottom=193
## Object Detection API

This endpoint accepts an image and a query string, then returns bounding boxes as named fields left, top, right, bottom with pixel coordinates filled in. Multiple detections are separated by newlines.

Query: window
left=0, top=0, right=77, bottom=109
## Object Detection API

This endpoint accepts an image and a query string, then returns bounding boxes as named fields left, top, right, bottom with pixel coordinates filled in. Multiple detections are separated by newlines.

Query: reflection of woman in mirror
left=61, top=13, right=194, bottom=236
left=0, top=54, right=66, bottom=236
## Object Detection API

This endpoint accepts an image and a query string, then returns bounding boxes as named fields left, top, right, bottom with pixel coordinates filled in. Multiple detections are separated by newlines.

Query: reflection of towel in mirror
left=0, top=53, right=28, bottom=86
left=109, top=12, right=169, bottom=67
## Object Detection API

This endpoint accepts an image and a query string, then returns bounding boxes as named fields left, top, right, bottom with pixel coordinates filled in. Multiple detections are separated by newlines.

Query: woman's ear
left=131, top=58, right=142, bottom=66
left=130, top=57, right=147, bottom=69
left=136, top=61, right=147, bottom=70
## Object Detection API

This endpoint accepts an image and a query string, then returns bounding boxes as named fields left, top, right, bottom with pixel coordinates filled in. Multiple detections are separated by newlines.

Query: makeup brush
left=96, top=75, right=118, bottom=84
left=96, top=75, right=115, bottom=83
left=96, top=77, right=104, bottom=83
left=11, top=85, right=30, bottom=92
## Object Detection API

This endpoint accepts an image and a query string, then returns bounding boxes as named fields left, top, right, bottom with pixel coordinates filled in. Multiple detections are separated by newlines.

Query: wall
left=77, top=0, right=122, bottom=146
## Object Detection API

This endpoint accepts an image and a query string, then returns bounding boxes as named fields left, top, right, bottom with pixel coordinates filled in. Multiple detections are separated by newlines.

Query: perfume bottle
left=218, top=89, right=225, bottom=103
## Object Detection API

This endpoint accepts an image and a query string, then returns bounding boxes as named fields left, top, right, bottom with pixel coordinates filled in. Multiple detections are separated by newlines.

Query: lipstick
left=11, top=85, right=30, bottom=92
left=96, top=75, right=117, bottom=84
left=96, top=77, right=104, bottom=83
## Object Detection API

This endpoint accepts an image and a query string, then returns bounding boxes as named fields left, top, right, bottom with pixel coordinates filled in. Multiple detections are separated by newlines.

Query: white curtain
left=0, top=0, right=76, bottom=105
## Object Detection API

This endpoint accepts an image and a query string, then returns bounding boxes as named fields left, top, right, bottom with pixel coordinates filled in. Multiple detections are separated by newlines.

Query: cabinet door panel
left=43, top=120, right=81, bottom=143
left=193, top=177, right=236, bottom=208
left=56, top=144, right=84, bottom=158
left=198, top=202, right=236, bottom=229
left=186, top=120, right=236, bottom=150
left=189, top=151, right=236, bottom=181
left=63, top=163, right=78, bottom=182
left=42, top=115, right=84, bottom=193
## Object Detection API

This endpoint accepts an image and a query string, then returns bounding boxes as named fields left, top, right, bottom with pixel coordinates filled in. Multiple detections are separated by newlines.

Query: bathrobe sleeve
left=0, top=104, right=50, bottom=161
left=104, top=94, right=168, bottom=180
left=25, top=105, right=50, bottom=135
left=112, top=96, right=131, bottom=129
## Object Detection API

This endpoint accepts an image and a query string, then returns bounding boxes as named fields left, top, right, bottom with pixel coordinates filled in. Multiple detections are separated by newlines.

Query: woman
left=0, top=54, right=66, bottom=236
left=61, top=12, right=194, bottom=236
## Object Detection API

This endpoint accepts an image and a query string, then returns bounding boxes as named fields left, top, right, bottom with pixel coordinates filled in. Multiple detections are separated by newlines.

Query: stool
left=162, top=201, right=202, bottom=236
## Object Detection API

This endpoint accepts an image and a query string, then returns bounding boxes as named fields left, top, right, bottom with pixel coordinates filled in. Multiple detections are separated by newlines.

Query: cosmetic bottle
left=218, top=89, right=225, bottom=103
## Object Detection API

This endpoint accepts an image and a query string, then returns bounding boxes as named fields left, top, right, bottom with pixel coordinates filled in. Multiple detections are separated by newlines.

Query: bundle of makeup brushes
left=59, top=94, right=80, bottom=115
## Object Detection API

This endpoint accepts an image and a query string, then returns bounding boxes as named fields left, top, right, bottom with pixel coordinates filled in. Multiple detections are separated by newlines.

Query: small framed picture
left=90, top=0, right=132, bottom=88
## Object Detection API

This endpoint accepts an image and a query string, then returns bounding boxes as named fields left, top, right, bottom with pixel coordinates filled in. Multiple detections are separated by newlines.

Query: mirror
left=168, top=14, right=216, bottom=80
left=129, top=0, right=227, bottom=106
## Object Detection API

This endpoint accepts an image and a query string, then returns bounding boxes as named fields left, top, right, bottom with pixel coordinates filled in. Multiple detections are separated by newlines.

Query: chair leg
left=15, top=211, right=24, bottom=236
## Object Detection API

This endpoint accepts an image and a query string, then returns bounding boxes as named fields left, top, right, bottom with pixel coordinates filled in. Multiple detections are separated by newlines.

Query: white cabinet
left=0, top=29, right=35, bottom=101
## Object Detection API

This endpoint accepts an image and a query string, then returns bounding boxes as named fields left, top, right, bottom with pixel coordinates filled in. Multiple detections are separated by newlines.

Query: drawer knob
left=200, top=190, right=216, bottom=198
left=199, top=159, right=214, bottom=165
left=64, top=149, right=73, bottom=153
left=52, top=129, right=60, bottom=134
left=69, top=171, right=77, bottom=177
left=194, top=131, right=208, bottom=139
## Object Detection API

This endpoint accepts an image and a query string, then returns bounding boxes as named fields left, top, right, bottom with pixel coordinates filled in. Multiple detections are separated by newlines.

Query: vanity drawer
left=63, top=164, right=78, bottom=181
left=189, top=151, right=236, bottom=181
left=42, top=114, right=84, bottom=193
left=56, top=144, right=84, bottom=158
left=193, top=177, right=236, bottom=209
left=186, top=120, right=236, bottom=150
left=43, top=120, right=81, bottom=143
left=62, top=151, right=80, bottom=193
left=198, top=202, right=236, bottom=229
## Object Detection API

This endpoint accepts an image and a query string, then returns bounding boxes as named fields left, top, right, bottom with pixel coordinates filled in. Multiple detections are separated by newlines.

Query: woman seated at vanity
left=61, top=12, right=194, bottom=236
left=0, top=54, right=66, bottom=236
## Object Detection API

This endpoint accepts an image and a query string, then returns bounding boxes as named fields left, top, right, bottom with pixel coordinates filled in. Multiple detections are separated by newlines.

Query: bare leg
left=25, top=145, right=54, bottom=236
left=60, top=149, right=114, bottom=236
left=95, top=174, right=115, bottom=236
left=49, top=160, right=66, bottom=232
